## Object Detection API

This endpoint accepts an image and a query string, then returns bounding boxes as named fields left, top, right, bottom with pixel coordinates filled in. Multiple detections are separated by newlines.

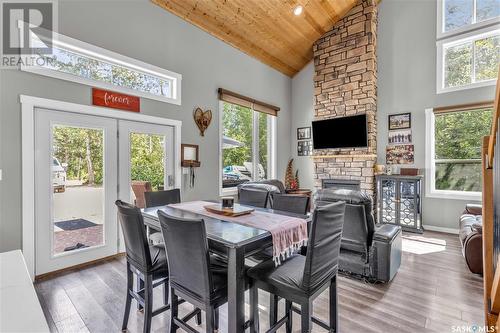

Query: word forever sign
left=92, top=88, right=140, bottom=112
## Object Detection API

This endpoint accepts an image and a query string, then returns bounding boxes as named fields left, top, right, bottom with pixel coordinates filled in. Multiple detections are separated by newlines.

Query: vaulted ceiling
left=152, top=0, right=358, bottom=77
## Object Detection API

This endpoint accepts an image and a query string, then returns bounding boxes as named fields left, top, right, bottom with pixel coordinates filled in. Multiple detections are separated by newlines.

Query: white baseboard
left=423, top=225, right=459, bottom=235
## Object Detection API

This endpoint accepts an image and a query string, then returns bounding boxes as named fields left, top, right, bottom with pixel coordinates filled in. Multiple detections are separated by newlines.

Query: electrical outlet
left=0, top=169, right=2, bottom=181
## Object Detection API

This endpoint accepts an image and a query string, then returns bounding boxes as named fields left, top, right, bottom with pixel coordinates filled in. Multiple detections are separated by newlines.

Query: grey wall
left=377, top=0, right=495, bottom=231
left=0, top=0, right=292, bottom=252
left=290, top=62, right=314, bottom=190
left=290, top=0, right=497, bottom=231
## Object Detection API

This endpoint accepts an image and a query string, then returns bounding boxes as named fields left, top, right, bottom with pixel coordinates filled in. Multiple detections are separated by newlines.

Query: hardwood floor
left=35, top=231, right=484, bottom=332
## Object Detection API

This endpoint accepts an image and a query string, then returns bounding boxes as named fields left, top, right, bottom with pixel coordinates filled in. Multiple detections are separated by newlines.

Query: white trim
left=423, top=225, right=460, bottom=235
left=436, top=25, right=500, bottom=94
left=21, top=95, right=182, bottom=279
left=21, top=30, right=182, bottom=105
left=425, top=108, right=482, bottom=201
left=437, top=0, right=500, bottom=40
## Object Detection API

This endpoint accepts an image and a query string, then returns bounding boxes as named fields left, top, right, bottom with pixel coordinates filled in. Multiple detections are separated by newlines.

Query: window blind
left=218, top=88, right=280, bottom=116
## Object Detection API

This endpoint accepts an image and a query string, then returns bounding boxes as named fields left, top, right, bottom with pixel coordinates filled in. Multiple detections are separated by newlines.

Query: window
left=437, top=0, right=500, bottom=93
left=425, top=105, right=493, bottom=199
left=22, top=31, right=181, bottom=105
left=220, top=102, right=275, bottom=194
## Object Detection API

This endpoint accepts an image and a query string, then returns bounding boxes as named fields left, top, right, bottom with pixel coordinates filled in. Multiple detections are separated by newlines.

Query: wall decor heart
left=193, top=107, right=212, bottom=137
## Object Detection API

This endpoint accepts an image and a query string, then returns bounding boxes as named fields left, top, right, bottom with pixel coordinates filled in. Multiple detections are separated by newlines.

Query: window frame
left=21, top=30, right=182, bottom=105
left=437, top=25, right=500, bottom=93
left=425, top=107, right=484, bottom=200
left=436, top=0, right=500, bottom=93
left=437, top=0, right=500, bottom=39
left=218, top=101, right=277, bottom=197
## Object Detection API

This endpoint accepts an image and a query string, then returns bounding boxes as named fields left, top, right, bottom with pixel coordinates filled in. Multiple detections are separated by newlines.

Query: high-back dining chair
left=271, top=193, right=310, bottom=215
left=158, top=210, right=229, bottom=333
left=144, top=189, right=181, bottom=246
left=115, top=200, right=172, bottom=333
left=239, top=187, right=269, bottom=208
left=247, top=201, right=346, bottom=333
left=144, top=188, right=181, bottom=208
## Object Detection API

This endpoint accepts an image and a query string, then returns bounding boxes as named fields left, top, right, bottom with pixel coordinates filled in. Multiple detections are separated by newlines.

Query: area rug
left=55, top=218, right=98, bottom=231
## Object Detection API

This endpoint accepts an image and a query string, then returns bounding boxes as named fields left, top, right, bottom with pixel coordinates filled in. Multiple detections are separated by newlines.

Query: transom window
left=23, top=31, right=181, bottom=105
left=218, top=89, right=277, bottom=195
left=437, top=0, right=500, bottom=93
left=425, top=104, right=493, bottom=200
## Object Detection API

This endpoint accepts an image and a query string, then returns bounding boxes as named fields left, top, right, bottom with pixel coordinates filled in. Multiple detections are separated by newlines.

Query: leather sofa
left=459, top=204, right=483, bottom=275
left=314, top=189, right=402, bottom=282
left=237, top=179, right=287, bottom=207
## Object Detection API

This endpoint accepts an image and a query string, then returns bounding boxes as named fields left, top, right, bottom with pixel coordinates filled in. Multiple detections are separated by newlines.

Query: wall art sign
left=92, top=88, right=140, bottom=112
left=388, top=129, right=412, bottom=145
left=297, top=127, right=311, bottom=140
left=298, top=140, right=312, bottom=156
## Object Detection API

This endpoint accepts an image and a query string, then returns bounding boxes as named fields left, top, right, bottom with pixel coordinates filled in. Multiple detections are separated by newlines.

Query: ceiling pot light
left=293, top=5, right=303, bottom=16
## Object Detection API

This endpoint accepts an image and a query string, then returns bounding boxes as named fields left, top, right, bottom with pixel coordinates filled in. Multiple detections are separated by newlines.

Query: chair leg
left=330, top=276, right=338, bottom=332
left=195, top=306, right=202, bottom=325
left=137, top=275, right=144, bottom=311
left=169, top=288, right=178, bottom=333
left=143, top=275, right=153, bottom=333
left=269, top=293, right=278, bottom=325
left=163, top=280, right=169, bottom=306
left=301, top=300, right=312, bottom=333
left=205, top=307, right=215, bottom=333
left=214, top=308, right=219, bottom=331
left=285, top=300, right=292, bottom=333
left=122, top=262, right=133, bottom=331
left=249, top=285, right=259, bottom=333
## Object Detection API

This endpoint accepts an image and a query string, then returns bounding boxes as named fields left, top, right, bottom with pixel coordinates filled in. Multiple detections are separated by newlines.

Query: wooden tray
left=204, top=204, right=254, bottom=217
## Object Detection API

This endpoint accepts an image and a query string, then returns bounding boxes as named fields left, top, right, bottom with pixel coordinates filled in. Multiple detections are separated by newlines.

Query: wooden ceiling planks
left=151, top=0, right=358, bottom=76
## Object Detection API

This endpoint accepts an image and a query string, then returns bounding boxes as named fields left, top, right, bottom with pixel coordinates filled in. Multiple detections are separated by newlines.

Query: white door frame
left=21, top=95, right=182, bottom=279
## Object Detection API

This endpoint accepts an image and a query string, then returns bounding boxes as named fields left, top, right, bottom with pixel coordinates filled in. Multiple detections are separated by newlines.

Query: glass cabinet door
left=398, top=180, right=417, bottom=229
left=380, top=178, right=397, bottom=224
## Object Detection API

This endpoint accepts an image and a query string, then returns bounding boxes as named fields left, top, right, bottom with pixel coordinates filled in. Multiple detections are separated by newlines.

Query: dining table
left=142, top=202, right=310, bottom=333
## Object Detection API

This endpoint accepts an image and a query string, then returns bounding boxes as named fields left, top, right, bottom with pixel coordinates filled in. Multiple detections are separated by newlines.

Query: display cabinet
left=376, top=175, right=423, bottom=233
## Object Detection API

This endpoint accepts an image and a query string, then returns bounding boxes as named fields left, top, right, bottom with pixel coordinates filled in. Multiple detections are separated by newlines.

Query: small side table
left=286, top=189, right=312, bottom=211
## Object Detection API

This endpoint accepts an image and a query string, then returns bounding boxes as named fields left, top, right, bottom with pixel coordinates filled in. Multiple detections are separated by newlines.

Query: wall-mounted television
left=312, top=114, right=368, bottom=149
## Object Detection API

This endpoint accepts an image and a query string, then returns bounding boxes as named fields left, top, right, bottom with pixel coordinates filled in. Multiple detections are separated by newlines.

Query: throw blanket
left=168, top=201, right=308, bottom=265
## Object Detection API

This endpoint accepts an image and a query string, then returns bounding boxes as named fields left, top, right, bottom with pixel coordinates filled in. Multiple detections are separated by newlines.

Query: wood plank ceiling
left=151, top=0, right=358, bottom=77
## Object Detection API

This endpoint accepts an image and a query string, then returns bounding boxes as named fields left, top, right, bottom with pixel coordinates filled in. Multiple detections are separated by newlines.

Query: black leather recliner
left=314, top=189, right=402, bottom=282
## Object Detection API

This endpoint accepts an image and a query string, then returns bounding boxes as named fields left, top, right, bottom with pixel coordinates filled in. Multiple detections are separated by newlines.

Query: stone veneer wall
left=312, top=0, right=378, bottom=196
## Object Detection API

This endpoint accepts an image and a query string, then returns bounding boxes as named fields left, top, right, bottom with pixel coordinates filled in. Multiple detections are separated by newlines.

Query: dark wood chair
left=116, top=200, right=178, bottom=333
left=157, top=210, right=231, bottom=333
left=239, top=187, right=269, bottom=208
left=144, top=188, right=181, bottom=208
left=247, top=201, right=346, bottom=332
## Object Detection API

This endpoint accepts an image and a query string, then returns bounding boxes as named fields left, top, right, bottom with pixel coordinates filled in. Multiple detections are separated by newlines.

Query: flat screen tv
left=312, top=114, right=368, bottom=149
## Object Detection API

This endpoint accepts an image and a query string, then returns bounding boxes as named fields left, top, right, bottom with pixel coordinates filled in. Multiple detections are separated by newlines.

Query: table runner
left=168, top=201, right=308, bottom=265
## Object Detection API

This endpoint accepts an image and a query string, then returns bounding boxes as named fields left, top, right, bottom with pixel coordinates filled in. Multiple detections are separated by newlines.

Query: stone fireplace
left=312, top=0, right=378, bottom=197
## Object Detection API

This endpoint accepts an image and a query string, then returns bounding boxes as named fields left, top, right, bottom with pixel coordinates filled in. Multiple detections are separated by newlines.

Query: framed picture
left=386, top=144, right=414, bottom=165
left=297, top=127, right=311, bottom=140
left=298, top=140, right=312, bottom=156
left=388, top=113, right=411, bottom=130
left=388, top=129, right=412, bottom=145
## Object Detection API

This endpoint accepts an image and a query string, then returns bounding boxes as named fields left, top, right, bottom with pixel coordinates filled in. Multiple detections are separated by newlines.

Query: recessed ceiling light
left=293, top=5, right=303, bottom=16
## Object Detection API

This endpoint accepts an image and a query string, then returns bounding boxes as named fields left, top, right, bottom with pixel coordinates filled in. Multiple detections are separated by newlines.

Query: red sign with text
left=92, top=88, right=140, bottom=112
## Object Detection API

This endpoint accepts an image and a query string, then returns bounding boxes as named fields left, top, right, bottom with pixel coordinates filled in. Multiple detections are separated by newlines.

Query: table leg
left=227, top=247, right=245, bottom=333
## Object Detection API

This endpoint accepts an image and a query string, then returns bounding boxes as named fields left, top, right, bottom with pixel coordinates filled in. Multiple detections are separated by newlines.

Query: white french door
left=35, top=109, right=118, bottom=275
left=34, top=109, right=176, bottom=275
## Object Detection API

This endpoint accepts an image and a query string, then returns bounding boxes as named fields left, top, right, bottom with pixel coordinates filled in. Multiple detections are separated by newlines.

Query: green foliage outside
left=445, top=35, right=499, bottom=88
left=222, top=103, right=269, bottom=178
left=434, top=108, right=493, bottom=191
left=53, top=126, right=104, bottom=185
left=130, top=133, right=165, bottom=190
left=53, top=127, right=165, bottom=189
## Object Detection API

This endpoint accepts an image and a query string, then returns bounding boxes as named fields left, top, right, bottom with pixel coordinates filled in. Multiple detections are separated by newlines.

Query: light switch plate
left=0, top=169, right=2, bottom=181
